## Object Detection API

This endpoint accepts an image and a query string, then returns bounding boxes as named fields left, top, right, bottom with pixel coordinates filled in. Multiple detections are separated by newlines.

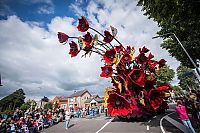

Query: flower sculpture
left=57, top=16, right=172, bottom=118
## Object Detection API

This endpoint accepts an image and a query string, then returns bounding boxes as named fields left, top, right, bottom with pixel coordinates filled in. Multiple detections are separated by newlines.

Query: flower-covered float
left=57, top=16, right=172, bottom=119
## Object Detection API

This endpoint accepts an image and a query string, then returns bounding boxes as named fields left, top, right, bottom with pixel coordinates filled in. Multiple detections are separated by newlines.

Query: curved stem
left=89, top=27, right=104, bottom=38
left=90, top=27, right=114, bottom=49
left=90, top=50, right=103, bottom=56
left=93, top=47, right=105, bottom=53
left=69, top=36, right=79, bottom=39
left=98, top=40, right=110, bottom=49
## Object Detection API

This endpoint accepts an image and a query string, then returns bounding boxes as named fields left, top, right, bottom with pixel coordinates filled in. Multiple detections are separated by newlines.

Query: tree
left=20, top=99, right=36, bottom=111
left=0, top=88, right=25, bottom=112
left=156, top=65, right=175, bottom=86
left=137, top=0, right=200, bottom=68
left=177, top=65, right=199, bottom=90
left=172, top=85, right=184, bottom=96
left=44, top=102, right=53, bottom=110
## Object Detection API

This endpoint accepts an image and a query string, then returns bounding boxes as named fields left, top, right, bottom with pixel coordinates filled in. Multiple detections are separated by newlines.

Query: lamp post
left=152, top=33, right=200, bottom=78
left=0, top=74, right=3, bottom=86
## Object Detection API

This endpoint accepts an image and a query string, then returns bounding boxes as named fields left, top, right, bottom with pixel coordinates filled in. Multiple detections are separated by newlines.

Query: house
left=35, top=96, right=49, bottom=109
left=51, top=96, right=68, bottom=110
left=68, top=89, right=91, bottom=110
left=84, top=95, right=104, bottom=108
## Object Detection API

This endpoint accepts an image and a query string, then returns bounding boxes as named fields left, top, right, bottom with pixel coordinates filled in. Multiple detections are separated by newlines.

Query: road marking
left=96, top=117, right=113, bottom=133
left=147, top=125, right=150, bottom=130
left=160, top=112, right=175, bottom=133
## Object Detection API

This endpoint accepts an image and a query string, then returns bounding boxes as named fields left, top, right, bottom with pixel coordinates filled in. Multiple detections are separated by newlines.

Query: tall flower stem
left=89, top=27, right=114, bottom=49
left=98, top=40, right=110, bottom=50
left=69, top=36, right=79, bottom=39
left=93, top=47, right=105, bottom=53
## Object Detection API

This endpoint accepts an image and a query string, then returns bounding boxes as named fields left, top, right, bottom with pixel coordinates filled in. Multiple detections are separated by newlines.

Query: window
left=70, top=98, right=73, bottom=102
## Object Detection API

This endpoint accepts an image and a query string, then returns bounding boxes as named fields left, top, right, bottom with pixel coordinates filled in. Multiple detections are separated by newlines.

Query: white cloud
left=0, top=0, right=180, bottom=100
left=37, top=5, right=54, bottom=14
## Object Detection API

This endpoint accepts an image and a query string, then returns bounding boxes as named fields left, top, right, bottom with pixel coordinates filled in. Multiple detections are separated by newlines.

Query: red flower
left=77, top=16, right=89, bottom=32
left=135, top=53, right=148, bottom=64
left=148, top=53, right=154, bottom=60
left=124, top=46, right=131, bottom=54
left=128, top=68, right=145, bottom=87
left=121, top=53, right=132, bottom=63
left=139, top=46, right=149, bottom=53
left=57, top=32, right=69, bottom=43
left=115, top=44, right=123, bottom=53
left=83, top=32, right=92, bottom=47
left=148, top=88, right=163, bottom=110
left=107, top=92, right=133, bottom=117
left=103, top=48, right=117, bottom=65
left=100, top=65, right=113, bottom=78
left=103, top=30, right=114, bottom=43
left=69, top=41, right=79, bottom=57
left=158, top=59, right=166, bottom=68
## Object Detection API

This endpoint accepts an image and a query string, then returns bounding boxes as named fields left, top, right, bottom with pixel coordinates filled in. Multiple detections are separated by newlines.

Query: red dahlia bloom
left=57, top=32, right=69, bottom=43
left=100, top=65, right=113, bottom=78
left=148, top=89, right=163, bottom=110
left=121, top=53, right=132, bottom=63
left=69, top=41, right=79, bottom=57
left=107, top=92, right=133, bottom=117
left=103, top=30, right=114, bottom=43
left=128, top=68, right=145, bottom=87
left=103, top=48, right=117, bottom=65
left=77, top=16, right=89, bottom=32
left=83, top=32, right=92, bottom=47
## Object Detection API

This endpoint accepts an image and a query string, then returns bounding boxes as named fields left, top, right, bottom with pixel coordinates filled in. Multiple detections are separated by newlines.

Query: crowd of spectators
left=0, top=108, right=65, bottom=133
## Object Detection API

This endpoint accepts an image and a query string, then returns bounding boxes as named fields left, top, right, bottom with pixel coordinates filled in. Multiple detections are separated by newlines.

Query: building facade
left=68, top=89, right=91, bottom=110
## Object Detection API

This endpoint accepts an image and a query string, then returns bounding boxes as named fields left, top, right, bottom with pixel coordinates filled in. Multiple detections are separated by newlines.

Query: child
left=65, top=110, right=70, bottom=130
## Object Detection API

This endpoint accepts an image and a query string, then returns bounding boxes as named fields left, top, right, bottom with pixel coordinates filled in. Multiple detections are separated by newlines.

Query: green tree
left=20, top=99, right=36, bottom=111
left=156, top=65, right=175, bottom=86
left=172, top=85, right=184, bottom=96
left=44, top=102, right=53, bottom=110
left=137, top=0, right=200, bottom=68
left=177, top=65, right=199, bottom=90
left=0, top=88, right=25, bottom=112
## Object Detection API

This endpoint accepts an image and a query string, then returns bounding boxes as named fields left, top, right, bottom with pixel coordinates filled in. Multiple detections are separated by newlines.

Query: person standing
left=176, top=100, right=196, bottom=133
left=65, top=110, right=70, bottom=130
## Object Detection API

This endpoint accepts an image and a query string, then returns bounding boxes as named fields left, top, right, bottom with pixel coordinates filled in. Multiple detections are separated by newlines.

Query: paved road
left=42, top=103, right=195, bottom=133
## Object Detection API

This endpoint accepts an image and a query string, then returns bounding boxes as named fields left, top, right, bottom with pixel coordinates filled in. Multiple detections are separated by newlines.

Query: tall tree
left=172, top=85, right=185, bottom=96
left=137, top=0, right=200, bottom=68
left=177, top=65, right=199, bottom=90
left=156, top=65, right=175, bottom=86
left=0, top=89, right=26, bottom=112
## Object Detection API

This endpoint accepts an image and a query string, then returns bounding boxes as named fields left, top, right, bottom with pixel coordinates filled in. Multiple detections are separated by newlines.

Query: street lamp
left=152, top=33, right=200, bottom=78
left=0, top=74, right=3, bottom=86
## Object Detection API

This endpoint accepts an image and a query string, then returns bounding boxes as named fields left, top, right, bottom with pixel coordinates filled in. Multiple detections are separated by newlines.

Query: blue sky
left=0, top=0, right=180, bottom=100
left=0, top=0, right=81, bottom=27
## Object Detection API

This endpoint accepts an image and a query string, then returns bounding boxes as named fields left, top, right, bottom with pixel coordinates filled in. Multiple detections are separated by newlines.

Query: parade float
left=57, top=16, right=171, bottom=119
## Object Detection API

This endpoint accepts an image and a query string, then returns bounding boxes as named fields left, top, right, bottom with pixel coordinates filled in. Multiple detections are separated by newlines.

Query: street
left=42, top=103, right=189, bottom=133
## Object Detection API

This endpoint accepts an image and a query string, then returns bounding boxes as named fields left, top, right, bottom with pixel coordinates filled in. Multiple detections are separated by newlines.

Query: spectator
left=65, top=110, right=70, bottom=130
left=176, top=100, right=196, bottom=133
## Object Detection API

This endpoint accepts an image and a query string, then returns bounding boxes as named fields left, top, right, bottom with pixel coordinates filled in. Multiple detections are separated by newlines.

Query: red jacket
left=175, top=104, right=189, bottom=120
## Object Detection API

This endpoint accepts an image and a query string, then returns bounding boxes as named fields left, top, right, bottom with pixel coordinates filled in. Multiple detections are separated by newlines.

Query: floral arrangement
left=57, top=16, right=172, bottom=118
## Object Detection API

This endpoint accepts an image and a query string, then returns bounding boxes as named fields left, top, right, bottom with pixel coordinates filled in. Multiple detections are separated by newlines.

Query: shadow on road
left=68, top=124, right=75, bottom=128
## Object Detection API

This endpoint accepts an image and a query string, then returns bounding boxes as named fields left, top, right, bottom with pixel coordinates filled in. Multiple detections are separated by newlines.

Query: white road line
left=147, top=125, right=150, bottom=130
left=160, top=112, right=175, bottom=133
left=96, top=118, right=113, bottom=133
